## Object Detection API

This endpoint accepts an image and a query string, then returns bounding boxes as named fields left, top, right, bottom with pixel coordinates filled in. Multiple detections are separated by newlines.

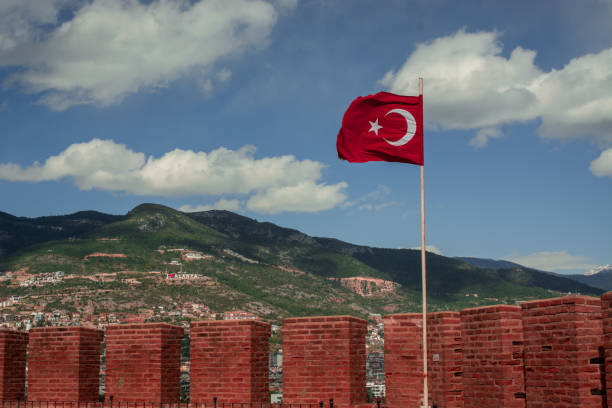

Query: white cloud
left=246, top=181, right=347, bottom=214
left=344, top=185, right=392, bottom=208
left=380, top=29, right=612, bottom=147
left=506, top=251, right=596, bottom=272
left=199, top=79, right=214, bottom=95
left=274, top=0, right=298, bottom=11
left=0, top=0, right=281, bottom=110
left=0, top=138, right=145, bottom=183
left=590, top=148, right=612, bottom=177
left=216, top=68, right=232, bottom=83
left=0, top=0, right=74, bottom=52
left=358, top=201, right=398, bottom=211
left=179, top=199, right=241, bottom=213
left=407, top=245, right=443, bottom=256
left=0, top=138, right=348, bottom=213
left=470, top=127, right=503, bottom=148
left=344, top=185, right=397, bottom=212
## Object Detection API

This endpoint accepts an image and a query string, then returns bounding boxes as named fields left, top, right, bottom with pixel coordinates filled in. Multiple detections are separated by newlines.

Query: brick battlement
left=27, top=326, right=104, bottom=402
left=0, top=329, right=28, bottom=401
left=190, top=320, right=270, bottom=404
left=105, top=323, right=184, bottom=403
left=3, top=294, right=612, bottom=407
left=283, top=315, right=367, bottom=408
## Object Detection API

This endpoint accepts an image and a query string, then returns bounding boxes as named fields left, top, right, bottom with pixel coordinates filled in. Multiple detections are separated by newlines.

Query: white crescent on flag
left=383, top=108, right=417, bottom=147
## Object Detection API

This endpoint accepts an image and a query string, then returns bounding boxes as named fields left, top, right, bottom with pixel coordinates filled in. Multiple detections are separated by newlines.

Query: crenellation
left=190, top=320, right=270, bottom=405
left=0, top=294, right=610, bottom=407
left=105, top=323, right=184, bottom=403
left=27, top=326, right=104, bottom=402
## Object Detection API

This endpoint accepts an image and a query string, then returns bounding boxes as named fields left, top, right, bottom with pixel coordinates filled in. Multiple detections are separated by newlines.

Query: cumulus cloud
left=246, top=181, right=347, bottom=214
left=0, top=138, right=347, bottom=213
left=380, top=29, right=612, bottom=147
left=590, top=148, right=612, bottom=177
left=179, top=199, right=241, bottom=213
left=0, top=138, right=145, bottom=184
left=506, top=251, right=596, bottom=272
left=0, top=0, right=282, bottom=109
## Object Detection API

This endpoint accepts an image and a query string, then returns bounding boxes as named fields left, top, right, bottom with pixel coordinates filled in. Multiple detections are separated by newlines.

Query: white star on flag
left=368, top=118, right=383, bottom=135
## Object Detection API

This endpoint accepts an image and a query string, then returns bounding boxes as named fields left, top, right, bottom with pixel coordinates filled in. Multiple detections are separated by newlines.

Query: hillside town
left=0, top=243, right=387, bottom=399
left=0, top=288, right=386, bottom=399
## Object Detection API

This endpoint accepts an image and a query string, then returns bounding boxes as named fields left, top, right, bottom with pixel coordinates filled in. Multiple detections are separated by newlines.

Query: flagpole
left=419, top=77, right=429, bottom=408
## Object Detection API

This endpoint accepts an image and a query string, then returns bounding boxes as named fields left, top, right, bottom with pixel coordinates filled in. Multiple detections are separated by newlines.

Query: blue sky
left=1, top=0, right=611, bottom=274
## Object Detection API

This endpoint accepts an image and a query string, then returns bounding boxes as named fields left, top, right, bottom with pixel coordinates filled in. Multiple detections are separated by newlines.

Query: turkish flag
left=336, top=92, right=423, bottom=165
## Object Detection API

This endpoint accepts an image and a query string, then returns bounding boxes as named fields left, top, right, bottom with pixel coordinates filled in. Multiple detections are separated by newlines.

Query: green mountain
left=458, top=256, right=612, bottom=293
left=0, top=210, right=123, bottom=258
left=0, top=204, right=603, bottom=324
left=455, top=257, right=524, bottom=270
left=188, top=211, right=602, bottom=300
left=565, top=268, right=612, bottom=291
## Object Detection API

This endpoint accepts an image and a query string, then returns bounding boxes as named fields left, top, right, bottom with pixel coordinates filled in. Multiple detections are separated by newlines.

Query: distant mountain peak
left=128, top=203, right=174, bottom=215
left=584, top=264, right=612, bottom=276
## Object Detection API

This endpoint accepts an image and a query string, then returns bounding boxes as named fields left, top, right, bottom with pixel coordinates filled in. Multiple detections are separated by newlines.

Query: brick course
left=0, top=329, right=28, bottom=401
left=383, top=313, right=423, bottom=408
left=105, top=323, right=184, bottom=403
left=189, top=320, right=270, bottom=404
left=427, top=312, right=463, bottom=408
left=460, top=305, right=525, bottom=408
left=521, top=296, right=605, bottom=408
left=28, top=327, right=104, bottom=402
left=283, top=316, right=367, bottom=408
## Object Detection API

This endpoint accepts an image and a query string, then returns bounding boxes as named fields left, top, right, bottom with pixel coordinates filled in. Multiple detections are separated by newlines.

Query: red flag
left=336, top=91, right=423, bottom=165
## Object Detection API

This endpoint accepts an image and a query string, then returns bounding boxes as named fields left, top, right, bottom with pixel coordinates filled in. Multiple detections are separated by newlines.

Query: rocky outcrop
left=338, top=277, right=400, bottom=297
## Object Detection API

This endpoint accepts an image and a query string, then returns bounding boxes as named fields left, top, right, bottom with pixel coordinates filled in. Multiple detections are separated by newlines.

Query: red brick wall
left=460, top=305, right=525, bottom=408
left=521, top=296, right=605, bottom=408
left=283, top=316, right=367, bottom=408
left=602, top=292, right=612, bottom=406
left=0, top=329, right=28, bottom=401
left=28, top=327, right=104, bottom=402
left=383, top=313, right=423, bottom=408
left=384, top=312, right=462, bottom=408
left=428, top=312, right=463, bottom=408
left=105, top=323, right=184, bottom=403
left=189, top=320, right=270, bottom=404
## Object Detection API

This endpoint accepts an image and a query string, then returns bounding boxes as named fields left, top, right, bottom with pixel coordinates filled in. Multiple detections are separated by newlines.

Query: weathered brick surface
left=190, top=320, right=270, bottom=404
left=460, top=305, right=525, bottom=408
left=427, top=312, right=463, bottom=408
left=105, top=323, right=184, bottom=403
left=521, top=296, right=605, bottom=408
left=602, top=292, right=612, bottom=407
left=28, top=327, right=104, bottom=402
left=0, top=329, right=28, bottom=400
left=283, top=316, right=367, bottom=408
left=384, top=313, right=423, bottom=408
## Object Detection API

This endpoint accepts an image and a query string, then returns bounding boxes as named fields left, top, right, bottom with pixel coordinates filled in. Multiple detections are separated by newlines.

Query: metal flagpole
left=419, top=77, right=429, bottom=408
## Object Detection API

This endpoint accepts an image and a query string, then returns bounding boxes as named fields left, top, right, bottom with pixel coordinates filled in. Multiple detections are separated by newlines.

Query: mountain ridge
left=0, top=203, right=604, bottom=324
left=585, top=265, right=612, bottom=276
